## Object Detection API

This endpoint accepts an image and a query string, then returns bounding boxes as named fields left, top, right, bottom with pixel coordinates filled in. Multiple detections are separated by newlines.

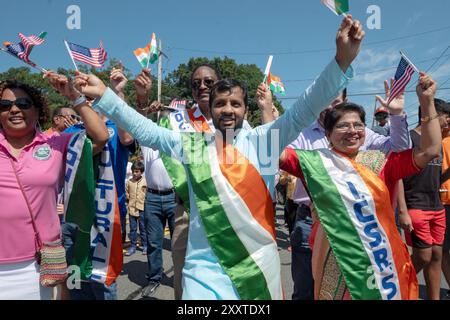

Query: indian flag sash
left=181, top=132, right=283, bottom=300
left=295, top=148, right=418, bottom=300
left=89, top=143, right=123, bottom=285
left=64, top=132, right=95, bottom=279
left=158, top=105, right=213, bottom=208
left=64, top=132, right=123, bottom=285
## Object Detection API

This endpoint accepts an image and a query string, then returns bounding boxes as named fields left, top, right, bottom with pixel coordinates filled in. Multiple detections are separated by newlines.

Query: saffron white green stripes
left=297, top=149, right=401, bottom=300
left=182, top=133, right=282, bottom=299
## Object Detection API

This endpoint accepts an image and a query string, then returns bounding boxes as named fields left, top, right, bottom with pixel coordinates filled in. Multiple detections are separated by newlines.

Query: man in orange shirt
left=440, top=133, right=450, bottom=300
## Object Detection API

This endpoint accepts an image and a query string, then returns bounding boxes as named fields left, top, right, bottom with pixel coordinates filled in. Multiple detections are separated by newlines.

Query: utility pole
left=157, top=39, right=162, bottom=103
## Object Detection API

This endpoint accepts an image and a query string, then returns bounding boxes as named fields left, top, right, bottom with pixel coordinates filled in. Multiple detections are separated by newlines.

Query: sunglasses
left=191, top=78, right=215, bottom=91
left=0, top=98, right=33, bottom=111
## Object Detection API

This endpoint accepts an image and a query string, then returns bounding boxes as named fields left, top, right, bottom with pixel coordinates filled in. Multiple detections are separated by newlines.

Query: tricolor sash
left=64, top=132, right=123, bottom=285
left=64, top=132, right=95, bottom=279
left=295, top=148, right=418, bottom=300
left=89, top=144, right=123, bottom=285
left=181, top=132, right=283, bottom=300
left=158, top=105, right=213, bottom=208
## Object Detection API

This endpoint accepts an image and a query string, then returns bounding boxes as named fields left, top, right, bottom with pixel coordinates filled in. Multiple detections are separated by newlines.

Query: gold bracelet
left=421, top=113, right=440, bottom=123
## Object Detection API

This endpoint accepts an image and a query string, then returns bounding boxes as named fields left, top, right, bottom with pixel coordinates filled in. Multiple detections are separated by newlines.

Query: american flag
left=66, top=41, right=107, bottom=68
left=168, top=99, right=187, bottom=110
left=387, top=56, right=415, bottom=106
left=18, top=33, right=45, bottom=60
left=3, top=32, right=45, bottom=63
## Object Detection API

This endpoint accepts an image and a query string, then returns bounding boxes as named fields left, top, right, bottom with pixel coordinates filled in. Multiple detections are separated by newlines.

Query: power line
left=283, top=53, right=450, bottom=83
left=167, top=25, right=450, bottom=56
left=277, top=87, right=450, bottom=100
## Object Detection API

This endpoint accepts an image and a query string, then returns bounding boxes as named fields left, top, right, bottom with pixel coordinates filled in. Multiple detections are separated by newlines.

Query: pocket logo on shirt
left=107, top=128, right=115, bottom=139
left=33, top=145, right=52, bottom=161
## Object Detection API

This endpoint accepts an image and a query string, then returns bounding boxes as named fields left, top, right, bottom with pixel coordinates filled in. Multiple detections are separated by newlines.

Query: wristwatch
left=72, top=95, right=87, bottom=108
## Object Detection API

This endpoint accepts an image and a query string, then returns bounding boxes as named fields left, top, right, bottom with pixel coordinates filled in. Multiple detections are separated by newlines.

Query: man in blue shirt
left=73, top=15, right=364, bottom=299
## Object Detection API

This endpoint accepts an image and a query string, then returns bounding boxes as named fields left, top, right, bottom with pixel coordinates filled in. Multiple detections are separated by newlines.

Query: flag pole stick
left=146, top=40, right=151, bottom=69
left=157, top=39, right=162, bottom=103
left=372, top=96, right=377, bottom=128
left=64, top=40, right=79, bottom=71
left=0, top=47, right=47, bottom=73
left=263, top=55, right=273, bottom=84
left=400, top=51, right=420, bottom=73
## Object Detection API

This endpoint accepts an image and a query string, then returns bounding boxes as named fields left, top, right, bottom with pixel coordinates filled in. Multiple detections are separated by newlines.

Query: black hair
left=131, top=161, right=145, bottom=173
left=323, top=102, right=366, bottom=133
left=0, top=80, right=50, bottom=124
left=52, top=106, right=75, bottom=119
left=209, top=79, right=248, bottom=109
left=417, top=98, right=450, bottom=124
left=190, top=64, right=222, bottom=87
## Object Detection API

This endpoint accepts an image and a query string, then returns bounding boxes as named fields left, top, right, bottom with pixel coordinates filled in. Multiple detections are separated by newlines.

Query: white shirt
left=141, top=146, right=174, bottom=190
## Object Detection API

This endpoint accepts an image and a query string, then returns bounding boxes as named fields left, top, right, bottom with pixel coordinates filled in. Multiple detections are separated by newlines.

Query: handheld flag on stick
left=134, top=42, right=151, bottom=68
left=263, top=55, right=273, bottom=83
left=134, top=33, right=158, bottom=69
left=321, top=0, right=349, bottom=16
left=267, top=73, right=286, bottom=95
left=65, top=40, right=107, bottom=69
left=168, top=99, right=187, bottom=111
left=386, top=52, right=417, bottom=106
left=1, top=31, right=47, bottom=72
left=148, top=33, right=158, bottom=67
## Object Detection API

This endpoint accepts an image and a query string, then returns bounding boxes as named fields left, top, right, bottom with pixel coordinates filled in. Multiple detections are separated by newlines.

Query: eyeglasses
left=191, top=78, right=215, bottom=91
left=0, top=98, right=33, bottom=111
left=334, top=122, right=365, bottom=132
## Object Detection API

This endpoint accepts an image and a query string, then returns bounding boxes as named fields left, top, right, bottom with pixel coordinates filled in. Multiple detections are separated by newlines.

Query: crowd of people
left=1, top=15, right=449, bottom=300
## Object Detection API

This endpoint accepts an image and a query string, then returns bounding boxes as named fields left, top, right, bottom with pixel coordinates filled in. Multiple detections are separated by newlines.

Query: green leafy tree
left=0, top=56, right=284, bottom=128
left=165, top=56, right=283, bottom=127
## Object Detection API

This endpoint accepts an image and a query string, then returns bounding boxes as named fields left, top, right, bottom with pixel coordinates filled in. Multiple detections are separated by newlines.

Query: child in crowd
left=125, top=161, right=148, bottom=256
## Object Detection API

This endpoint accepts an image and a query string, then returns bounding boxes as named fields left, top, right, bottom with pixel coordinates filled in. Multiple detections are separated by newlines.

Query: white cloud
left=431, top=62, right=450, bottom=81
left=356, top=69, right=394, bottom=88
left=356, top=48, right=399, bottom=70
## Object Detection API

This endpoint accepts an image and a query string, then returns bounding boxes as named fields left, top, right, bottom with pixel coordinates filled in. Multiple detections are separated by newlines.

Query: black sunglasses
left=0, top=98, right=33, bottom=111
left=191, top=78, right=215, bottom=91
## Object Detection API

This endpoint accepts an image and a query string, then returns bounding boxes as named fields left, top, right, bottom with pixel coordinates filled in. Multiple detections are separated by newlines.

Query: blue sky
left=1, top=0, right=450, bottom=127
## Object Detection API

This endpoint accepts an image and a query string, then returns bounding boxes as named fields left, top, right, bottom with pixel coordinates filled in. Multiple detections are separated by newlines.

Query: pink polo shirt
left=0, top=130, right=72, bottom=264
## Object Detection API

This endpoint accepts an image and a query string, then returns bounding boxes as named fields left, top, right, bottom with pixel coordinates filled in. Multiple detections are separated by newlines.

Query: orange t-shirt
left=440, top=137, right=450, bottom=204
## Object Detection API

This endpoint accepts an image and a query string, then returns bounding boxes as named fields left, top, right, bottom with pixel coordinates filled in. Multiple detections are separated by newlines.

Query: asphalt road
left=116, top=205, right=448, bottom=300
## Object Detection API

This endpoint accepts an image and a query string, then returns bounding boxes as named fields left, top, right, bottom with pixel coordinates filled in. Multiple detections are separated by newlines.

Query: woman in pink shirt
left=0, top=73, right=109, bottom=300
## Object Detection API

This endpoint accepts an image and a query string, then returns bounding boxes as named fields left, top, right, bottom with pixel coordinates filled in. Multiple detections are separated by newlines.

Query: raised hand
left=335, top=14, right=365, bottom=72
left=110, top=66, right=128, bottom=94
left=134, top=68, right=152, bottom=106
left=375, top=78, right=404, bottom=115
left=73, top=71, right=107, bottom=99
left=256, top=83, right=273, bottom=110
left=416, top=72, right=436, bottom=105
left=148, top=100, right=164, bottom=113
left=44, top=71, right=81, bottom=101
left=256, top=83, right=276, bottom=123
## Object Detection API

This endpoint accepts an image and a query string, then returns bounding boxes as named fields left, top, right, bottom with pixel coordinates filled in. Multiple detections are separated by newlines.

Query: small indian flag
left=149, top=33, right=158, bottom=64
left=267, top=73, right=285, bottom=95
left=321, top=0, right=349, bottom=15
left=133, top=42, right=151, bottom=68
left=133, top=33, right=158, bottom=68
